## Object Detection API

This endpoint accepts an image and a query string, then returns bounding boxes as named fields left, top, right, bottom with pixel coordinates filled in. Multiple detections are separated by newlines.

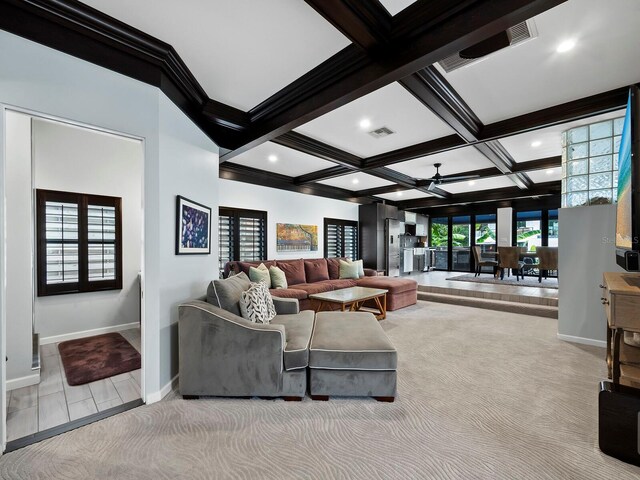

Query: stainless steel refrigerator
left=385, top=219, right=400, bottom=277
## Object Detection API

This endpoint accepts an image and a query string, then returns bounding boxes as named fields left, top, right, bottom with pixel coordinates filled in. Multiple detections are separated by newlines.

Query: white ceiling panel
left=438, top=0, right=640, bottom=124
left=318, top=172, right=394, bottom=191
left=227, top=141, right=336, bottom=177
left=388, top=146, right=494, bottom=179
left=439, top=176, right=516, bottom=194
left=525, top=168, right=562, bottom=183
left=500, top=109, right=625, bottom=162
left=294, top=82, right=456, bottom=158
left=82, top=0, right=350, bottom=110
left=379, top=0, right=417, bottom=16
left=375, top=189, right=432, bottom=201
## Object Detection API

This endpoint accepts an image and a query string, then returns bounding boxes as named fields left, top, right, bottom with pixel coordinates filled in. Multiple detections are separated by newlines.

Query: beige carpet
left=1, top=301, right=639, bottom=479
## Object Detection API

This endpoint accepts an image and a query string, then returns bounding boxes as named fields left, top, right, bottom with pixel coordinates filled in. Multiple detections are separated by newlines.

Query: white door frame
left=0, top=103, right=147, bottom=452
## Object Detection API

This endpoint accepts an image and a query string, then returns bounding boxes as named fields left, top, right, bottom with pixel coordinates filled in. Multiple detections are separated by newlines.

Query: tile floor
left=6, top=328, right=141, bottom=442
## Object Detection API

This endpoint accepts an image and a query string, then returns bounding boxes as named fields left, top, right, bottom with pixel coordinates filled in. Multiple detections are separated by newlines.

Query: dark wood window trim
left=324, top=218, right=358, bottom=259
left=36, top=189, right=123, bottom=296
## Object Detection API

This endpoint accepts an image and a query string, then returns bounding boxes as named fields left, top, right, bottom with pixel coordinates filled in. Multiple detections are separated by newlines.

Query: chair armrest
left=178, top=300, right=286, bottom=396
left=271, top=296, right=300, bottom=315
left=363, top=268, right=377, bottom=277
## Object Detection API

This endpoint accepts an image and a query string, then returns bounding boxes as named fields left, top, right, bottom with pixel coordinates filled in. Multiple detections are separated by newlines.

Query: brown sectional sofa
left=224, top=257, right=417, bottom=311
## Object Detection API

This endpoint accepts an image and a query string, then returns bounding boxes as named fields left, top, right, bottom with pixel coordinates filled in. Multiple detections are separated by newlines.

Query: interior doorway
left=2, top=109, right=145, bottom=450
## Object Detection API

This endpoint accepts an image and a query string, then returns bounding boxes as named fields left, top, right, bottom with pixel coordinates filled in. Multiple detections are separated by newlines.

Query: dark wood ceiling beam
left=295, top=166, right=352, bottom=185
left=303, top=0, right=391, bottom=50
left=272, top=132, right=362, bottom=168
left=511, top=156, right=561, bottom=172
left=223, top=0, right=567, bottom=160
left=219, top=163, right=375, bottom=204
left=355, top=185, right=411, bottom=197
left=480, top=86, right=629, bottom=141
left=362, top=134, right=464, bottom=170
left=394, top=181, right=561, bottom=210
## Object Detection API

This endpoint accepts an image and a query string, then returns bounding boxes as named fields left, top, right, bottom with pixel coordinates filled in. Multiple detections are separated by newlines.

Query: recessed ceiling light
left=468, top=180, right=476, bottom=186
left=531, top=140, right=542, bottom=147
left=396, top=191, right=403, bottom=197
left=359, top=118, right=371, bottom=130
left=352, top=178, right=360, bottom=185
left=268, top=154, right=278, bottom=162
left=556, top=39, right=576, bottom=53
left=546, top=168, right=556, bottom=175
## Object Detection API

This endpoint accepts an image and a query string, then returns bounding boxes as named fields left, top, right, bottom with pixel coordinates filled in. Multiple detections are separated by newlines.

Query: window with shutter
left=218, top=207, right=267, bottom=278
left=37, top=189, right=122, bottom=296
left=324, top=218, right=358, bottom=260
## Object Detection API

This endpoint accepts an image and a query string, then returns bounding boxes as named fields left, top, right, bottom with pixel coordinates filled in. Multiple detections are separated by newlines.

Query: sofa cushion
left=249, top=263, right=271, bottom=287
left=271, top=310, right=314, bottom=371
left=356, top=276, right=417, bottom=294
left=207, top=271, right=251, bottom=316
left=304, top=258, right=330, bottom=283
left=292, top=282, right=334, bottom=296
left=269, top=265, right=288, bottom=289
left=276, top=259, right=306, bottom=286
left=310, top=312, right=397, bottom=370
left=236, top=260, right=276, bottom=276
left=269, top=288, right=308, bottom=300
left=239, top=282, right=276, bottom=324
left=323, top=279, right=358, bottom=290
left=339, top=260, right=360, bottom=279
left=326, top=257, right=346, bottom=280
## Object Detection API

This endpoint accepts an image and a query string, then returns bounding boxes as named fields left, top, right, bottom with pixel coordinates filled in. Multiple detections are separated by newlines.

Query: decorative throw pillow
left=352, top=259, right=365, bottom=278
left=239, top=282, right=276, bottom=323
left=269, top=265, right=288, bottom=289
left=207, top=272, right=251, bottom=316
left=249, top=263, right=271, bottom=287
left=339, top=259, right=360, bottom=280
left=304, top=258, right=330, bottom=283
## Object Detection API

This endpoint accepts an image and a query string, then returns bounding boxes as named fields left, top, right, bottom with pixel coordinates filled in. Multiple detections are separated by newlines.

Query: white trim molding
left=557, top=333, right=606, bottom=349
left=40, top=322, right=139, bottom=345
left=6, top=373, right=40, bottom=391
left=146, top=374, right=178, bottom=404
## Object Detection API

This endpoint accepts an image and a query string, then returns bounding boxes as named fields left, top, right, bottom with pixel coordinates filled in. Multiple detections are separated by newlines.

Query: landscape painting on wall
left=176, top=195, right=211, bottom=255
left=276, top=223, right=318, bottom=252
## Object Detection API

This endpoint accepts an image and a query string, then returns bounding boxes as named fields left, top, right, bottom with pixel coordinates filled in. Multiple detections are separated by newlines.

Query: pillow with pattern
left=239, top=281, right=276, bottom=323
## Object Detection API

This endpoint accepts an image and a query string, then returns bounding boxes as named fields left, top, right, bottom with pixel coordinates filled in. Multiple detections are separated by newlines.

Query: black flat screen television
left=615, top=85, right=640, bottom=271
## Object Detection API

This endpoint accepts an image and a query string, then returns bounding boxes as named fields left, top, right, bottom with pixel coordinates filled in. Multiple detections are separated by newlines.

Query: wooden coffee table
left=309, top=286, right=388, bottom=320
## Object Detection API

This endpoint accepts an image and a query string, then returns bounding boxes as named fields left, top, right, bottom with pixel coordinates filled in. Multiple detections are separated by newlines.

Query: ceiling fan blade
left=440, top=174, right=481, bottom=183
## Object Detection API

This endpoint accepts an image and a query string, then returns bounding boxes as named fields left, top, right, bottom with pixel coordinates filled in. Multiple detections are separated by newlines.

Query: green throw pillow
left=352, top=259, right=364, bottom=278
left=339, top=259, right=360, bottom=279
left=269, top=265, right=288, bottom=289
left=249, top=263, right=271, bottom=288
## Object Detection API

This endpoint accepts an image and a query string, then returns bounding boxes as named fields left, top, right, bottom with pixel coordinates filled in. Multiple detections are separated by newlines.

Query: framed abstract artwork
left=276, top=223, right=318, bottom=252
left=176, top=195, right=211, bottom=255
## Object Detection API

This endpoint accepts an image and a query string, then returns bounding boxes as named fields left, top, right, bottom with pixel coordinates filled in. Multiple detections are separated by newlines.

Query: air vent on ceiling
left=368, top=126, right=395, bottom=138
left=438, top=19, right=537, bottom=73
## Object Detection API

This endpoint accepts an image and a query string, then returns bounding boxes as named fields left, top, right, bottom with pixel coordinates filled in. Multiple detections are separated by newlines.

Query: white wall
left=497, top=207, right=513, bottom=246
left=558, top=204, right=623, bottom=346
left=218, top=179, right=359, bottom=259
left=32, top=118, right=143, bottom=340
left=5, top=112, right=37, bottom=389
left=0, top=30, right=219, bottom=401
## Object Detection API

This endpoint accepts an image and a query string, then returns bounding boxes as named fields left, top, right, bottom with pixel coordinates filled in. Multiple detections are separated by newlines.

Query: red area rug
left=58, top=332, right=141, bottom=386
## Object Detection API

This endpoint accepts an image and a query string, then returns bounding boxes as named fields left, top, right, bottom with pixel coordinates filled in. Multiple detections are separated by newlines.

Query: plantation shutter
left=324, top=218, right=358, bottom=259
left=218, top=213, right=234, bottom=277
left=238, top=215, right=266, bottom=261
left=44, top=200, right=79, bottom=285
left=218, top=207, right=268, bottom=278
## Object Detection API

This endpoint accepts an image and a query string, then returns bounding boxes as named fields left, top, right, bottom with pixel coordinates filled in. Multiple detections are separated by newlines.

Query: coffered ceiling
left=4, top=0, right=638, bottom=211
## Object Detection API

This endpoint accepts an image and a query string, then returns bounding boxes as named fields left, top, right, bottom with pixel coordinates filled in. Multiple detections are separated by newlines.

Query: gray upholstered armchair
left=178, top=296, right=313, bottom=400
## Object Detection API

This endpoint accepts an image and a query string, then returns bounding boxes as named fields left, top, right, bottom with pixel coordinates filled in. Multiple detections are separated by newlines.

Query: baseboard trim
left=146, top=374, right=178, bottom=404
left=7, top=373, right=40, bottom=391
left=39, top=322, right=139, bottom=345
left=557, top=333, right=606, bottom=348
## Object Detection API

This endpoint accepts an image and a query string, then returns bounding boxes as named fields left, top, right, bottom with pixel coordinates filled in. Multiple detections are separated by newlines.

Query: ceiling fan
left=421, top=163, right=480, bottom=191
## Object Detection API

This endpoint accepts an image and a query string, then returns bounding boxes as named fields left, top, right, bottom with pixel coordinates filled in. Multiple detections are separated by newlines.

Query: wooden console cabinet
left=601, top=272, right=640, bottom=384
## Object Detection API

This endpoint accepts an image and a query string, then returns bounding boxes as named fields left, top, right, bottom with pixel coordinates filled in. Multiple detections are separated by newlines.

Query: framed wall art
left=176, top=195, right=211, bottom=255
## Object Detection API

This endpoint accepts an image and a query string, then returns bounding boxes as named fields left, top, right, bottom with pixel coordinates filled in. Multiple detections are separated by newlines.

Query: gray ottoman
left=309, top=311, right=397, bottom=401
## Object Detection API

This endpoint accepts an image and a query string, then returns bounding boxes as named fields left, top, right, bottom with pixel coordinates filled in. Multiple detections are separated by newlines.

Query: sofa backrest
left=223, top=257, right=350, bottom=283
left=275, top=259, right=306, bottom=286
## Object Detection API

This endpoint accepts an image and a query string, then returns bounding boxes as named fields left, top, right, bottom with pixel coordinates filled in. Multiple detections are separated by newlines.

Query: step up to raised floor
left=418, top=284, right=558, bottom=307
left=418, top=291, right=558, bottom=319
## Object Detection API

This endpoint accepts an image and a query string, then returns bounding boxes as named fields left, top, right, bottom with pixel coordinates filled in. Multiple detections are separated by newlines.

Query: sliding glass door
left=430, top=217, right=449, bottom=270
left=452, top=216, right=471, bottom=271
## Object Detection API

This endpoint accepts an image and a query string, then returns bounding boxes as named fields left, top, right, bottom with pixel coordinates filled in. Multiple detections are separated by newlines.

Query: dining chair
left=497, top=246, right=526, bottom=280
left=536, top=246, right=558, bottom=283
left=471, top=246, right=498, bottom=277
